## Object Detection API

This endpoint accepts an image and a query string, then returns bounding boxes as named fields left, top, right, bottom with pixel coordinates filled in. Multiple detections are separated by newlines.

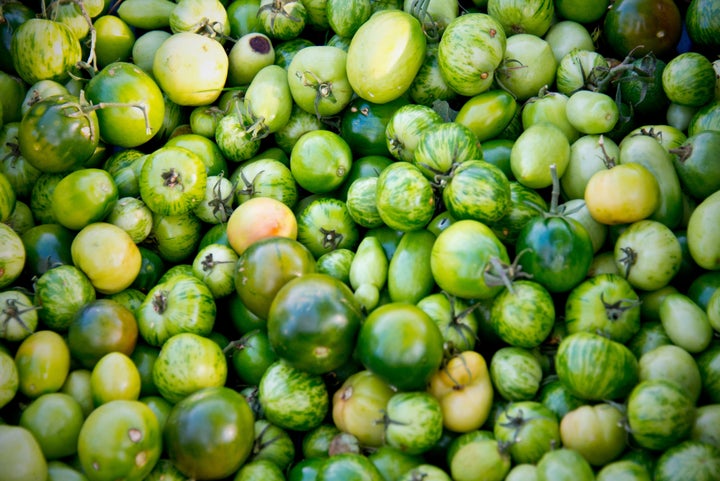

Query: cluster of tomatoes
left=1, top=0, right=720, bottom=481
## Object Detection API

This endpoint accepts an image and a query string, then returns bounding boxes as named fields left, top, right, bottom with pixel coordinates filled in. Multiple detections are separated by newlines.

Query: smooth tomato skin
left=71, top=222, right=141, bottom=294
left=66, top=299, right=139, bottom=369
left=346, top=10, right=426, bottom=104
left=84, top=62, right=166, bottom=148
left=234, top=236, right=316, bottom=320
left=356, top=302, right=444, bottom=392
left=51, top=168, right=119, bottom=231
left=603, top=0, right=682, bottom=58
left=560, top=403, right=627, bottom=466
left=14, top=330, right=71, bottom=399
left=226, top=196, right=298, bottom=255
left=515, top=215, right=594, bottom=293
left=585, top=163, right=660, bottom=225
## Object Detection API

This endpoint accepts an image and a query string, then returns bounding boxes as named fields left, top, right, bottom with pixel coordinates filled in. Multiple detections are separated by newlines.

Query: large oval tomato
left=346, top=10, right=426, bottom=103
left=603, top=0, right=682, bottom=58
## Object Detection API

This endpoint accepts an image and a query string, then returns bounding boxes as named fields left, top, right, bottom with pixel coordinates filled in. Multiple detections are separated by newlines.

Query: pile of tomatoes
left=1, top=0, right=720, bottom=480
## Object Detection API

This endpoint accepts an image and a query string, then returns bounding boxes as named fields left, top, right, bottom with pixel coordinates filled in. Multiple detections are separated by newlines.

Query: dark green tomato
left=67, top=299, right=139, bottom=369
left=288, top=457, right=325, bottom=481
left=227, top=291, right=267, bottom=334
left=687, top=271, right=720, bottom=310
left=130, top=246, right=166, bottom=293
left=340, top=96, right=410, bottom=157
left=673, top=230, right=702, bottom=289
left=515, top=215, right=594, bottom=293
left=0, top=123, right=42, bottom=200
left=21, top=223, right=74, bottom=279
left=234, top=236, right=317, bottom=320
left=164, top=386, right=255, bottom=480
left=229, top=329, right=278, bottom=386
left=18, top=95, right=100, bottom=174
left=148, top=212, right=202, bottom=263
left=130, top=343, right=160, bottom=397
left=356, top=302, right=444, bottom=391
left=618, top=56, right=668, bottom=118
left=198, top=223, right=230, bottom=251
left=267, top=273, right=363, bottom=375
left=480, top=138, right=514, bottom=180
left=603, top=0, right=682, bottom=59
left=0, top=2, right=35, bottom=74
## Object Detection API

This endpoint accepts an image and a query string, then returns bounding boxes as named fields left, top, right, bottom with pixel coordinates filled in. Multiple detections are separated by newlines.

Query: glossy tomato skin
left=84, top=62, right=166, bottom=148
left=340, top=95, right=410, bottom=157
left=603, top=0, right=682, bottom=59
left=18, top=95, right=100, bottom=173
left=21, top=223, right=74, bottom=279
left=356, top=302, right=444, bottom=391
left=164, top=386, right=255, bottom=480
left=267, top=273, right=363, bottom=375
left=515, top=215, right=594, bottom=293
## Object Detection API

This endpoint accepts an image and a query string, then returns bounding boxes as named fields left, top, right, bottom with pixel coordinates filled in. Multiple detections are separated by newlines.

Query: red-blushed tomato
left=226, top=196, right=298, bottom=255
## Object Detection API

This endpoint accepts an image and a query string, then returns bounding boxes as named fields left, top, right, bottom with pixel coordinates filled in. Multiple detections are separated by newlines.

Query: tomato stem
left=1, top=298, right=40, bottom=337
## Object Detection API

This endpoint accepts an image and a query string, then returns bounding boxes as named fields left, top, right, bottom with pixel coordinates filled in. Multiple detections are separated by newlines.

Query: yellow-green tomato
left=91, top=352, right=142, bottom=406
left=71, top=222, right=142, bottom=294
left=346, top=10, right=426, bottom=103
left=559, top=403, right=626, bottom=466
left=14, top=330, right=71, bottom=399
left=0, top=425, right=48, bottom=481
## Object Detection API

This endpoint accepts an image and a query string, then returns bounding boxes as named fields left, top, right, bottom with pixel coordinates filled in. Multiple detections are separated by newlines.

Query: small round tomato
left=356, top=302, right=444, bottom=391
left=52, top=168, right=119, bottom=230
left=226, top=196, right=298, bottom=255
